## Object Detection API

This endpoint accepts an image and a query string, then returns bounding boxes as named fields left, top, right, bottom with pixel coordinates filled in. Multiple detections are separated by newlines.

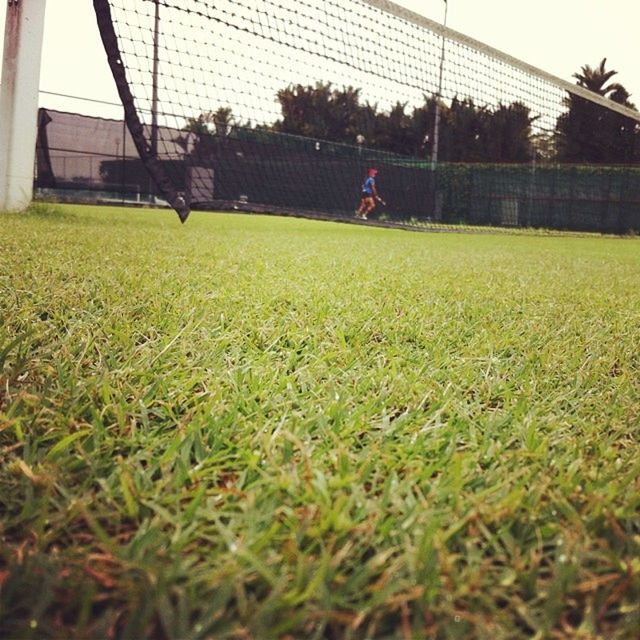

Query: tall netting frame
left=91, top=0, right=640, bottom=231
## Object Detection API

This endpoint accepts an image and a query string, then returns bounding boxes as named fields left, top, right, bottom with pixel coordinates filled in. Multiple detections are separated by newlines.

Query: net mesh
left=90, top=0, right=640, bottom=231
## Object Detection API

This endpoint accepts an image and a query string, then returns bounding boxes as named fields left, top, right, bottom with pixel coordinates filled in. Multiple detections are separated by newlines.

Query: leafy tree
left=273, top=82, right=336, bottom=140
left=175, top=106, right=236, bottom=158
left=441, top=98, right=488, bottom=162
left=409, top=96, right=438, bottom=158
left=352, top=101, right=379, bottom=148
left=485, top=102, right=536, bottom=162
left=429, top=98, right=535, bottom=162
left=555, top=58, right=638, bottom=163
left=375, top=101, right=414, bottom=155
left=273, top=83, right=417, bottom=152
left=185, top=84, right=539, bottom=163
left=530, top=132, right=556, bottom=162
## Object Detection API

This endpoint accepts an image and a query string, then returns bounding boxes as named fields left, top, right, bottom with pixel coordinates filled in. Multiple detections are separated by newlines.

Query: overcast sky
left=396, top=0, right=639, bottom=102
left=1, top=0, right=638, bottom=117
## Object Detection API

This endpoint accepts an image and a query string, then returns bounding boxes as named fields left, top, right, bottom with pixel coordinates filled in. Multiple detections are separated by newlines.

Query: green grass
left=1, top=203, right=639, bottom=639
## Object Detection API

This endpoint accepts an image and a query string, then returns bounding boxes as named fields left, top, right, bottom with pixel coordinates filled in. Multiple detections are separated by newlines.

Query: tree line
left=184, top=59, right=640, bottom=164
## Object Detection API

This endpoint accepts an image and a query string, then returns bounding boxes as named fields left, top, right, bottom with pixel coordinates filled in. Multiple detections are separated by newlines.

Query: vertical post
left=0, top=0, right=48, bottom=212
left=150, top=0, right=160, bottom=159
left=429, top=0, right=448, bottom=220
left=431, top=0, right=448, bottom=168
left=149, top=0, right=160, bottom=202
left=527, top=141, right=536, bottom=227
left=121, top=111, right=126, bottom=202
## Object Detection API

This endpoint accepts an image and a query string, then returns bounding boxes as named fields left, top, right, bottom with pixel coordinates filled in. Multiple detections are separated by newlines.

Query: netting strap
left=35, top=109, right=56, bottom=188
left=93, top=0, right=190, bottom=222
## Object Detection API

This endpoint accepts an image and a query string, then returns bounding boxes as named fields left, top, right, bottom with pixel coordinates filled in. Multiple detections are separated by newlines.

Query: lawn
left=1, top=203, right=639, bottom=639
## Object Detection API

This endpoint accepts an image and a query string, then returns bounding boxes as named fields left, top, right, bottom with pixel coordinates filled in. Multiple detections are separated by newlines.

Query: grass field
left=1, top=203, right=639, bottom=639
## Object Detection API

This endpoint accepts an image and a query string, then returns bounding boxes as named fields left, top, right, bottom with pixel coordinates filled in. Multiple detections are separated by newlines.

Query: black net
left=87, top=0, right=640, bottom=231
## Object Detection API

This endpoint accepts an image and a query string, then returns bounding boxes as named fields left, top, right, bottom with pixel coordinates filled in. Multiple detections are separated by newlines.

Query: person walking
left=355, top=168, right=383, bottom=220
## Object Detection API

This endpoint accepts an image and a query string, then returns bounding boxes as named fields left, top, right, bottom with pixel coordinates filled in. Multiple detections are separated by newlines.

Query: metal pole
left=121, top=111, right=127, bottom=202
left=150, top=0, right=160, bottom=201
left=431, top=0, right=448, bottom=168
left=151, top=0, right=160, bottom=157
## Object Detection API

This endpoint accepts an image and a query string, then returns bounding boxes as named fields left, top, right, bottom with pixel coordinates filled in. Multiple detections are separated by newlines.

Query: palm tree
left=555, top=59, right=638, bottom=163
left=573, top=58, right=634, bottom=106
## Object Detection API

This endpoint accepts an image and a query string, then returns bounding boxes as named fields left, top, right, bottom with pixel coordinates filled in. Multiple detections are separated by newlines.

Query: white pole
left=0, top=0, right=48, bottom=212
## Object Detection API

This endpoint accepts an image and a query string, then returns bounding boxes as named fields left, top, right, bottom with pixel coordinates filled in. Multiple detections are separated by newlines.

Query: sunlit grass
left=1, top=203, right=639, bottom=639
